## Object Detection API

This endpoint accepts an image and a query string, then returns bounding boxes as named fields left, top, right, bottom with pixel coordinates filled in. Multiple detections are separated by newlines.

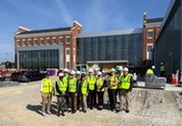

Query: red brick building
left=14, top=21, right=82, bottom=70
left=143, top=12, right=163, bottom=69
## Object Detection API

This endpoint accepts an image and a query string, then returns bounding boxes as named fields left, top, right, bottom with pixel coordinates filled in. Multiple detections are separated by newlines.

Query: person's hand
left=86, top=93, right=88, bottom=96
left=75, top=93, right=77, bottom=96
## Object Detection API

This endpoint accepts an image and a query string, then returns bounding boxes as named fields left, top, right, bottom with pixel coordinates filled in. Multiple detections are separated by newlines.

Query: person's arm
left=75, top=80, right=79, bottom=95
left=114, top=77, right=118, bottom=86
left=56, top=81, right=62, bottom=95
left=40, top=79, right=44, bottom=92
left=129, top=76, right=133, bottom=92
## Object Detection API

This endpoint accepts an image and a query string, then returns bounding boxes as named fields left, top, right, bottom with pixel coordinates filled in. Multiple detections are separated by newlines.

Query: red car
left=11, top=71, right=27, bottom=81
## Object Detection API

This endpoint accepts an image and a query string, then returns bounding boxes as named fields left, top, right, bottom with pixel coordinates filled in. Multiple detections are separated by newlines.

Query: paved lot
left=0, top=78, right=182, bottom=126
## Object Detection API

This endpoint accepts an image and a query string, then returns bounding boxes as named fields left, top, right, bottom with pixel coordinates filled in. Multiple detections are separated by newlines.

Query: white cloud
left=54, top=0, right=73, bottom=26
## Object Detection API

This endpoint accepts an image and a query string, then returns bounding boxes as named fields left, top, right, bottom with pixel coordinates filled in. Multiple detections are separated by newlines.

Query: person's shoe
left=83, top=110, right=87, bottom=113
left=72, top=110, right=76, bottom=114
left=42, top=112, right=46, bottom=116
left=90, top=107, right=93, bottom=110
left=125, top=110, right=129, bottom=113
left=47, top=111, right=51, bottom=115
left=57, top=111, right=60, bottom=117
left=111, top=108, right=115, bottom=112
left=62, top=111, right=65, bottom=116
left=116, top=109, right=120, bottom=113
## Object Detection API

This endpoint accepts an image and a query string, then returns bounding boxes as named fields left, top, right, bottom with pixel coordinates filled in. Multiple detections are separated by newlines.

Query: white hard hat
left=160, top=62, right=163, bottom=65
left=76, top=71, right=81, bottom=75
left=95, top=67, right=99, bottom=71
left=88, top=68, right=93, bottom=73
left=59, top=73, right=64, bottom=77
left=98, top=72, right=102, bottom=76
left=119, top=66, right=123, bottom=71
left=64, top=68, right=69, bottom=72
left=110, top=68, right=115, bottom=72
left=152, top=66, right=155, bottom=69
left=70, top=70, right=75, bottom=75
left=123, top=67, right=129, bottom=72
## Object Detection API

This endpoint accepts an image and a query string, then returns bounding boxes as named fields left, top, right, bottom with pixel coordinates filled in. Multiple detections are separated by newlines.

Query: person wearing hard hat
left=55, top=73, right=67, bottom=116
left=160, top=62, right=165, bottom=77
left=63, top=68, right=70, bottom=112
left=68, top=70, right=79, bottom=114
left=96, top=71, right=105, bottom=110
left=87, top=68, right=97, bottom=110
left=94, top=67, right=100, bottom=105
left=76, top=70, right=81, bottom=111
left=116, top=66, right=123, bottom=104
left=118, top=67, right=133, bottom=113
left=40, top=71, right=54, bottom=116
left=80, top=73, right=89, bottom=113
left=146, top=66, right=155, bottom=75
left=108, top=68, right=118, bottom=112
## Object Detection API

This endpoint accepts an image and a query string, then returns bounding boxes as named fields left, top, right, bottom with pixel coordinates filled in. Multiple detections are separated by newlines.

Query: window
left=40, top=39, right=44, bottom=45
left=46, top=39, right=50, bottom=45
left=52, top=38, right=56, bottom=44
left=59, top=37, right=63, bottom=44
left=147, top=30, right=153, bottom=39
left=22, top=40, right=26, bottom=46
left=66, top=37, right=70, bottom=44
left=28, top=40, right=32, bottom=46
left=17, top=41, right=20, bottom=46
left=34, top=39, right=37, bottom=45
left=66, top=49, right=70, bottom=55
left=146, top=44, right=153, bottom=60
left=66, top=62, right=70, bottom=69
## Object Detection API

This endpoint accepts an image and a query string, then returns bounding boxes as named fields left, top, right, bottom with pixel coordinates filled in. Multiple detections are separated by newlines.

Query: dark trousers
left=97, top=92, right=104, bottom=106
left=77, top=93, right=81, bottom=110
left=66, top=94, right=69, bottom=110
left=108, top=89, right=116, bottom=108
left=69, top=93, right=77, bottom=111
left=160, top=71, right=165, bottom=77
left=88, top=90, right=95, bottom=108
left=115, top=89, right=120, bottom=103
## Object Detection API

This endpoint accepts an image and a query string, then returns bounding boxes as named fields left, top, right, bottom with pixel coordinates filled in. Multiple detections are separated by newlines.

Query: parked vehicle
left=11, top=71, right=27, bottom=81
left=18, top=71, right=46, bottom=82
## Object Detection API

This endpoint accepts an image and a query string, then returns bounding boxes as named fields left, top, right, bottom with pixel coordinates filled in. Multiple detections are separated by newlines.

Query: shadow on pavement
left=26, top=104, right=42, bottom=115
left=26, top=103, right=58, bottom=115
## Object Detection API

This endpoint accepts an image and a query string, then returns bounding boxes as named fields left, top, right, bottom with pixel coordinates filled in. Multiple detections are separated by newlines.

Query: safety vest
left=55, top=80, right=67, bottom=96
left=117, top=73, right=124, bottom=89
left=110, top=75, right=117, bottom=89
left=69, top=78, right=77, bottom=93
left=160, top=65, right=165, bottom=72
left=96, top=78, right=105, bottom=92
left=95, top=75, right=98, bottom=79
left=81, top=80, right=88, bottom=95
left=121, top=74, right=131, bottom=89
left=146, top=69, right=154, bottom=75
left=63, top=75, right=69, bottom=84
left=87, top=76, right=96, bottom=91
left=42, top=78, right=53, bottom=94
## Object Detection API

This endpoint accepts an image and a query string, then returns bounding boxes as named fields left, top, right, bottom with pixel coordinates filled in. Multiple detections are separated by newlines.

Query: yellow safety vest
left=96, top=78, right=105, bottom=92
left=42, top=78, right=53, bottom=94
left=160, top=65, right=165, bottom=71
left=110, top=75, right=117, bottom=89
left=121, top=74, right=131, bottom=89
left=87, top=76, right=96, bottom=91
left=56, top=80, right=67, bottom=96
left=146, top=69, right=154, bottom=75
left=81, top=80, right=88, bottom=95
left=69, top=78, right=77, bottom=93
left=63, top=75, right=69, bottom=84
left=117, top=73, right=123, bottom=89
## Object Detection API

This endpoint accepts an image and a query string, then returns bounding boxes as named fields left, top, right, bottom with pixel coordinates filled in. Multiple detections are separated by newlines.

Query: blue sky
left=0, top=0, right=171, bottom=62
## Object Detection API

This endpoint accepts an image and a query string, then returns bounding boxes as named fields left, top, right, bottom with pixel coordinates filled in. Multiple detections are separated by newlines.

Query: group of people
left=40, top=66, right=133, bottom=117
left=146, top=62, right=165, bottom=77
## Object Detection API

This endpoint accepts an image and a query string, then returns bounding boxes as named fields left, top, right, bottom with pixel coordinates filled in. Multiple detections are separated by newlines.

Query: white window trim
left=147, top=29, right=153, bottom=39
left=17, top=40, right=20, bottom=47
left=146, top=43, right=153, bottom=60
left=52, top=37, right=57, bottom=45
left=66, top=36, right=70, bottom=44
